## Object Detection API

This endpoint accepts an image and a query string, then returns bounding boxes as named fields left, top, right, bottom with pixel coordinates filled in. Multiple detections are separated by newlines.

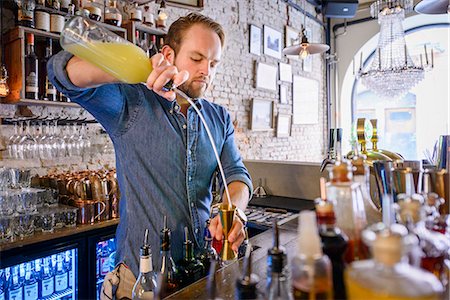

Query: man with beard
left=48, top=12, right=252, bottom=295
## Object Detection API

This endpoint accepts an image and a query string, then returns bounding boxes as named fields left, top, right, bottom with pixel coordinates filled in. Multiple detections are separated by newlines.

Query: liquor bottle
left=129, top=3, right=143, bottom=22
left=148, top=35, right=158, bottom=57
left=132, top=229, right=157, bottom=299
left=23, top=262, right=39, bottom=300
left=315, top=180, right=348, bottom=300
left=266, top=221, right=292, bottom=300
left=346, top=227, right=444, bottom=299
left=351, top=154, right=382, bottom=225
left=8, top=266, right=24, bottom=300
left=179, top=227, right=204, bottom=287
left=85, top=0, right=102, bottom=21
left=64, top=250, right=74, bottom=289
left=196, top=220, right=218, bottom=276
left=40, top=39, right=55, bottom=100
left=40, top=257, right=55, bottom=298
left=291, top=211, right=333, bottom=300
left=235, top=244, right=261, bottom=300
left=104, top=0, right=122, bottom=26
left=55, top=254, right=68, bottom=292
left=142, top=5, right=154, bottom=26
left=25, top=33, right=39, bottom=100
left=0, top=269, right=6, bottom=300
left=327, top=159, right=369, bottom=263
left=206, top=259, right=220, bottom=300
left=397, top=194, right=450, bottom=286
left=15, top=0, right=36, bottom=28
left=99, top=241, right=111, bottom=279
left=158, top=216, right=179, bottom=297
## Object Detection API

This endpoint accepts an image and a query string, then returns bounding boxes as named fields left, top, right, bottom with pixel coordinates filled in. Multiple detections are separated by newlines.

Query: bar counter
left=167, top=217, right=299, bottom=299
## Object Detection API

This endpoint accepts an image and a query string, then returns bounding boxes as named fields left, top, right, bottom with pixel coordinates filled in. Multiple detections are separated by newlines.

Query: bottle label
left=46, top=87, right=56, bottom=95
left=105, top=12, right=122, bottom=21
left=68, top=269, right=74, bottom=288
left=8, top=288, right=23, bottom=300
left=35, top=11, right=50, bottom=31
left=42, top=277, right=54, bottom=297
left=139, top=256, right=152, bottom=273
left=26, top=72, right=38, bottom=93
left=24, top=282, right=39, bottom=300
left=100, top=257, right=110, bottom=276
left=50, top=14, right=65, bottom=33
left=55, top=272, right=68, bottom=291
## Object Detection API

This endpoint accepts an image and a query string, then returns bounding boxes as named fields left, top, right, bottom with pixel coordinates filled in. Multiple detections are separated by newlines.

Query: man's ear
left=161, top=45, right=175, bottom=65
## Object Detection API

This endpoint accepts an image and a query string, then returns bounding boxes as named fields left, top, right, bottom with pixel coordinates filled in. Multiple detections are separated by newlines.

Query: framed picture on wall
left=167, top=0, right=204, bottom=9
left=249, top=24, right=262, bottom=56
left=255, top=62, right=278, bottom=91
left=264, top=25, right=282, bottom=59
left=279, top=62, right=292, bottom=82
left=250, top=99, right=274, bottom=131
left=279, top=85, right=288, bottom=104
left=277, top=114, right=292, bottom=137
left=285, top=25, right=300, bottom=48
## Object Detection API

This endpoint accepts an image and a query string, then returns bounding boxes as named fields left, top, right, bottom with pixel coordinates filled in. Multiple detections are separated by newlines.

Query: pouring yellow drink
left=63, top=41, right=152, bottom=84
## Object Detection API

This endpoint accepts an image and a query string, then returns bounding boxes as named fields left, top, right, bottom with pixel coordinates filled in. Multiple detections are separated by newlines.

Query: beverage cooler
left=0, top=222, right=118, bottom=299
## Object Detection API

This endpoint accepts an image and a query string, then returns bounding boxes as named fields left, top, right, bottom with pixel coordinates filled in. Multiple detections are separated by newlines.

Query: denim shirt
left=47, top=51, right=253, bottom=277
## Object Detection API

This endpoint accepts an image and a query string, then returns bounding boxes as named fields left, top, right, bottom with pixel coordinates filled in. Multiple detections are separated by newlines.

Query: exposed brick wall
left=0, top=0, right=327, bottom=173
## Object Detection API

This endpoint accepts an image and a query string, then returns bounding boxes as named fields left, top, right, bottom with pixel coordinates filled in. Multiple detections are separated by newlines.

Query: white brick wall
left=0, top=0, right=327, bottom=173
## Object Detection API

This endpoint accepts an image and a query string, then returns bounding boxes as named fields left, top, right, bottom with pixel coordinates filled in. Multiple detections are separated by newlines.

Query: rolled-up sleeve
left=219, top=110, right=253, bottom=199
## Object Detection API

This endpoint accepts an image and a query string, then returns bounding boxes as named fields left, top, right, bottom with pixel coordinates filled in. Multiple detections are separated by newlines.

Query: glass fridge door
left=0, top=248, right=77, bottom=300
left=96, top=236, right=116, bottom=300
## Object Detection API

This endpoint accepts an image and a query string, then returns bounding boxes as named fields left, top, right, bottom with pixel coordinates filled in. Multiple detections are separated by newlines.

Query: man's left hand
left=209, top=213, right=246, bottom=253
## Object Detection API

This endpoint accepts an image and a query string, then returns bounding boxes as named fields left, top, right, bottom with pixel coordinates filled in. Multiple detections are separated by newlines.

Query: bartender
left=48, top=12, right=252, bottom=295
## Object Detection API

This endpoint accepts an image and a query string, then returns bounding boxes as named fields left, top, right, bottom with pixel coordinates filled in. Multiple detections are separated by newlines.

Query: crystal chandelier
left=358, top=0, right=428, bottom=99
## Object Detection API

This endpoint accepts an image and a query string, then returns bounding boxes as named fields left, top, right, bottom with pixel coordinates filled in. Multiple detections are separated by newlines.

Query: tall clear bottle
left=266, top=221, right=292, bottom=300
left=8, top=265, right=24, bottom=300
left=346, top=226, right=444, bottom=300
left=132, top=229, right=157, bottom=300
left=291, top=211, right=333, bottom=300
left=327, top=159, right=369, bottom=263
left=397, top=194, right=450, bottom=287
left=23, top=262, right=39, bottom=300
left=352, top=154, right=382, bottom=225
left=54, top=254, right=68, bottom=292
left=40, top=256, right=55, bottom=298
left=158, top=216, right=179, bottom=298
left=315, top=180, right=348, bottom=300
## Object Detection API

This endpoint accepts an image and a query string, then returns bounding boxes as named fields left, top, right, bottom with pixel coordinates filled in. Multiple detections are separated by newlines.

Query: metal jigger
left=219, top=203, right=237, bottom=262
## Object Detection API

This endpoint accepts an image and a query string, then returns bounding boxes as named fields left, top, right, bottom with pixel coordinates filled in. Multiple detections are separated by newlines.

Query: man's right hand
left=146, top=53, right=189, bottom=101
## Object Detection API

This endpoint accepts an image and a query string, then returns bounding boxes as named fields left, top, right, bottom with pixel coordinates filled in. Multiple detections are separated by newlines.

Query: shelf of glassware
left=122, top=21, right=167, bottom=45
left=2, top=98, right=79, bottom=108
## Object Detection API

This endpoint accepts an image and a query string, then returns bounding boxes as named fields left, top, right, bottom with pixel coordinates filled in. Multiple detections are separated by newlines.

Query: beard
left=177, top=79, right=209, bottom=99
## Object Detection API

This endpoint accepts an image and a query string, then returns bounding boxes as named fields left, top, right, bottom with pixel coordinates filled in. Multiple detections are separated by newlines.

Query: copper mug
left=73, top=199, right=106, bottom=224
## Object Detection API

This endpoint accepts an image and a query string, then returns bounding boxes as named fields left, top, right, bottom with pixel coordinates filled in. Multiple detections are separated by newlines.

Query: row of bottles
left=131, top=216, right=219, bottom=299
left=14, top=0, right=168, bottom=31
left=24, top=33, right=70, bottom=102
left=0, top=249, right=75, bottom=300
left=96, top=238, right=116, bottom=299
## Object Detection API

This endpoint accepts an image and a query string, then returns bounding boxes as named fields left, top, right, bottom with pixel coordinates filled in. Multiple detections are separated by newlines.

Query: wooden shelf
left=134, top=22, right=167, bottom=35
left=0, top=98, right=80, bottom=108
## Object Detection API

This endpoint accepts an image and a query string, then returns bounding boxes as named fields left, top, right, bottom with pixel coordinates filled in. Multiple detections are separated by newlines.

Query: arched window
left=340, top=15, right=449, bottom=161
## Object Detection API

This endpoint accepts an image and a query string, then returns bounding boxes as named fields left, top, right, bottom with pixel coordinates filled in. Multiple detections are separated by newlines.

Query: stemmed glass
left=7, top=122, right=21, bottom=159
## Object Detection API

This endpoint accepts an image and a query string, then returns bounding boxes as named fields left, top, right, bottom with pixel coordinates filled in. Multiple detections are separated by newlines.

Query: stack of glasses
left=0, top=167, right=78, bottom=243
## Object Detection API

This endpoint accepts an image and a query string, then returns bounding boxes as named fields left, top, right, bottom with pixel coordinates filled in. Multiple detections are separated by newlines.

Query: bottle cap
left=160, top=215, right=171, bottom=251
left=373, top=230, right=402, bottom=266
left=397, top=194, right=424, bottom=224
left=352, top=154, right=368, bottom=176
left=140, top=228, right=151, bottom=256
left=267, top=220, right=286, bottom=273
left=330, top=159, right=353, bottom=183
left=26, top=33, right=34, bottom=45
left=236, top=245, right=259, bottom=299
left=297, top=211, right=322, bottom=258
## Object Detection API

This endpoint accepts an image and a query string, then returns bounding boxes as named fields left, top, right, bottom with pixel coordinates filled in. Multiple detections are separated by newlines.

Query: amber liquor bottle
left=25, top=33, right=39, bottom=100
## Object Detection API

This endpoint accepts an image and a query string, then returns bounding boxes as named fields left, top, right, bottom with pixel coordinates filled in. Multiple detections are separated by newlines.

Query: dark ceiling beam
left=281, top=0, right=327, bottom=28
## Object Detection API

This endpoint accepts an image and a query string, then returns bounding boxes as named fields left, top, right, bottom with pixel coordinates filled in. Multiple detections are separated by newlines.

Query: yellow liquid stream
left=64, top=41, right=152, bottom=84
left=346, top=277, right=440, bottom=300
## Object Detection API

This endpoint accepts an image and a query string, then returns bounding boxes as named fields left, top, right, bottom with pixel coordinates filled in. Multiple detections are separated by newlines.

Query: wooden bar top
left=0, top=218, right=119, bottom=252
left=166, top=218, right=299, bottom=299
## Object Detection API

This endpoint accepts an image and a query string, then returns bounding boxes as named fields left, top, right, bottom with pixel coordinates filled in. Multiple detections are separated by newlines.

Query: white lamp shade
left=283, top=43, right=330, bottom=56
left=414, top=0, right=449, bottom=14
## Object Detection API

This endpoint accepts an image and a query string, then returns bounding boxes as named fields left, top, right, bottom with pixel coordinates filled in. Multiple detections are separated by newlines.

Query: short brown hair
left=165, top=12, right=225, bottom=54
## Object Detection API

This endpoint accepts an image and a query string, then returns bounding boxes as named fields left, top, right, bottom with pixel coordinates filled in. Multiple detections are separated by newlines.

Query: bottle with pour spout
left=132, top=229, right=157, bottom=299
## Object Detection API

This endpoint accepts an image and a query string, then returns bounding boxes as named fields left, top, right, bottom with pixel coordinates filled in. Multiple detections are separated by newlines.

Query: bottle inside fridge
left=0, top=248, right=77, bottom=300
